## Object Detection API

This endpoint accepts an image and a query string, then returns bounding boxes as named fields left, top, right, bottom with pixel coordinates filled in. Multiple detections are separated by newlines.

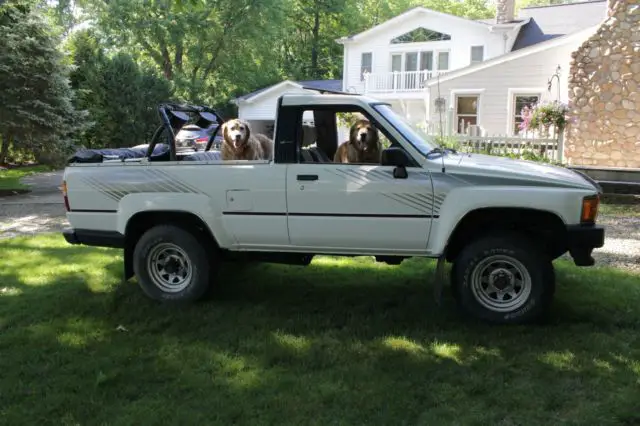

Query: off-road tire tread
left=133, top=224, right=213, bottom=303
left=451, top=232, right=555, bottom=325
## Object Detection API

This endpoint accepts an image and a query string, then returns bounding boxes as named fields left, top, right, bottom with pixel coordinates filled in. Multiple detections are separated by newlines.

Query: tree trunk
left=311, top=3, right=320, bottom=78
left=0, top=133, right=11, bottom=165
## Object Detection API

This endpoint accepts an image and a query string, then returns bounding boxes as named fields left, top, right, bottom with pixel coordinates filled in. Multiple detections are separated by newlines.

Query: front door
left=285, top=163, right=435, bottom=255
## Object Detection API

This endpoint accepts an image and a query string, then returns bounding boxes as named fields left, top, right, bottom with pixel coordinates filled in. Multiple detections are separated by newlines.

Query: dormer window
left=391, top=27, right=451, bottom=44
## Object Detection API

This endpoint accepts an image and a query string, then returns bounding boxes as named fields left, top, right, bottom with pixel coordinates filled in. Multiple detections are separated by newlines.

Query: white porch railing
left=363, top=70, right=448, bottom=93
left=419, top=108, right=564, bottom=163
left=441, top=135, right=564, bottom=163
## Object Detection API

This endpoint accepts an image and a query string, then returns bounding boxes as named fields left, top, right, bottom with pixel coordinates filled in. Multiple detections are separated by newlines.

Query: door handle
left=297, top=174, right=318, bottom=181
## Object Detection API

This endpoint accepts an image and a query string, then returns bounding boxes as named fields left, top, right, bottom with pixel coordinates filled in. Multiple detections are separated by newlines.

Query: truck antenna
left=436, top=74, right=446, bottom=173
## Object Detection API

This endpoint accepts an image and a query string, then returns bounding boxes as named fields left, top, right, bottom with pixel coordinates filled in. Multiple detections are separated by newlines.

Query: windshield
left=371, top=103, right=439, bottom=156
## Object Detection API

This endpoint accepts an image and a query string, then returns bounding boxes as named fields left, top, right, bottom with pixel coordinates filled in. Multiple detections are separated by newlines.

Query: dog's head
left=222, top=118, right=251, bottom=150
left=350, top=119, right=379, bottom=152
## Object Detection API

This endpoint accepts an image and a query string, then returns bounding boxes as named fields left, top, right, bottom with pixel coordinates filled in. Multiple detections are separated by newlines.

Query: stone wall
left=565, top=0, right=640, bottom=168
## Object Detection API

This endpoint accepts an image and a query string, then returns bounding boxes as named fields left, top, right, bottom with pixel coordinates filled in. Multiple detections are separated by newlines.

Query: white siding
left=238, top=85, right=313, bottom=120
left=427, top=37, right=581, bottom=136
left=342, top=10, right=509, bottom=94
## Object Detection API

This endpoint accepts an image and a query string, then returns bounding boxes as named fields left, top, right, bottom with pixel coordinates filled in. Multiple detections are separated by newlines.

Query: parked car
left=60, top=96, right=605, bottom=326
left=175, top=124, right=222, bottom=151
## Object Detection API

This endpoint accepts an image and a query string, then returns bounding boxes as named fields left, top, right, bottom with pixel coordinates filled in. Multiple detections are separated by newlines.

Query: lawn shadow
left=1, top=236, right=640, bottom=425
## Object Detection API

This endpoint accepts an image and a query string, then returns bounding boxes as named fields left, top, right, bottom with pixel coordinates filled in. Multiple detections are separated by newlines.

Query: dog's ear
left=349, top=122, right=359, bottom=144
left=221, top=121, right=229, bottom=141
left=370, top=125, right=380, bottom=146
left=243, top=120, right=251, bottom=142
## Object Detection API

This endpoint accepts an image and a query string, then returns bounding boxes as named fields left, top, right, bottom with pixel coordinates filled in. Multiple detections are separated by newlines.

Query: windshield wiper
left=425, top=146, right=457, bottom=156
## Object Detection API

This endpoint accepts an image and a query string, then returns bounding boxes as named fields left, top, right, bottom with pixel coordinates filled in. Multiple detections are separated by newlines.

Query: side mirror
left=381, top=147, right=411, bottom=179
left=381, top=146, right=412, bottom=167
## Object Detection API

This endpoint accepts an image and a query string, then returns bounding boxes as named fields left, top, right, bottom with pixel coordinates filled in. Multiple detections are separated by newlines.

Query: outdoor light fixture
left=547, top=65, right=562, bottom=100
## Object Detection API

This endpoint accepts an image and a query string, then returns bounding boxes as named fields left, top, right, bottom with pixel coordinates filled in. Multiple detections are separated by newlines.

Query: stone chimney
left=495, top=0, right=516, bottom=24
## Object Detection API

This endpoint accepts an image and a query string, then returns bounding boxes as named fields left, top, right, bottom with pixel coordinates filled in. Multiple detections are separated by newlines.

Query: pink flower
left=519, top=106, right=532, bottom=131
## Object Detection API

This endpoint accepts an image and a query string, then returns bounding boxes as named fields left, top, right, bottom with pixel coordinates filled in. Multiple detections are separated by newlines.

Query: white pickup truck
left=61, top=94, right=605, bottom=325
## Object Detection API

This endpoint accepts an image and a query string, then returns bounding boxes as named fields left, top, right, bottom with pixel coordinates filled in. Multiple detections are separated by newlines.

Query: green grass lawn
left=0, top=165, right=54, bottom=191
left=1, top=234, right=639, bottom=425
left=599, top=202, right=640, bottom=218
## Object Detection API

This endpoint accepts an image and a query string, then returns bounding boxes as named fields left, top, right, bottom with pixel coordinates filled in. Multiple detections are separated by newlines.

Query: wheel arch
left=443, top=207, right=568, bottom=263
left=123, top=210, right=219, bottom=280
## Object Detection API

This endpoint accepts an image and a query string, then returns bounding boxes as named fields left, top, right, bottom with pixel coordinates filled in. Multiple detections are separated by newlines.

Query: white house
left=233, top=0, right=608, bottom=137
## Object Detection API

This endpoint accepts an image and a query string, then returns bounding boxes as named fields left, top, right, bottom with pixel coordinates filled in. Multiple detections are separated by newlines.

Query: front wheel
left=133, top=225, right=213, bottom=303
left=451, top=233, right=555, bottom=325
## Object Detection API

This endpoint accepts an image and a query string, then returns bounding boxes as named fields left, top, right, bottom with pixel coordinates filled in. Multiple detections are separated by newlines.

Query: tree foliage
left=67, top=29, right=174, bottom=148
left=0, top=1, right=86, bottom=164
left=79, top=0, right=288, bottom=108
left=0, top=0, right=496, bottom=162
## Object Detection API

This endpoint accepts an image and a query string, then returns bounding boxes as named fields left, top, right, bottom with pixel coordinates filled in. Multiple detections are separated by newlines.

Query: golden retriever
left=221, top=118, right=274, bottom=161
left=333, top=119, right=381, bottom=164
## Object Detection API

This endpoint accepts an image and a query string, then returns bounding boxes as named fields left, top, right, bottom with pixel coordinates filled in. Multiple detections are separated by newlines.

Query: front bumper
left=565, top=224, right=605, bottom=266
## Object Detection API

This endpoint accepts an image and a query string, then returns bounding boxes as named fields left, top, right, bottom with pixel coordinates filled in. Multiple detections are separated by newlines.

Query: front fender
left=428, top=186, right=588, bottom=255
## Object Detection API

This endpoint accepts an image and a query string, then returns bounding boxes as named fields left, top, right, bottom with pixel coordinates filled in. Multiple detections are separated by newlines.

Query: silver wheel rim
left=147, top=243, right=193, bottom=293
left=470, top=254, right=532, bottom=313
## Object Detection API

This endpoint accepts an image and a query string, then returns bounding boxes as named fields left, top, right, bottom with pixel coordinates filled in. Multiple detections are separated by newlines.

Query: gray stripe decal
left=393, top=193, right=434, bottom=211
left=380, top=193, right=430, bottom=214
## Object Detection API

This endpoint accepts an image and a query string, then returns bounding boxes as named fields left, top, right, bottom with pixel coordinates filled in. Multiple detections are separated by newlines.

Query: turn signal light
left=61, top=180, right=70, bottom=212
left=580, top=195, right=599, bottom=224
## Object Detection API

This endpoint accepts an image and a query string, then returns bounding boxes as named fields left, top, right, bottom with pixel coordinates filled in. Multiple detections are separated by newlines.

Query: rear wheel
left=133, top=225, right=214, bottom=302
left=451, top=233, right=555, bottom=324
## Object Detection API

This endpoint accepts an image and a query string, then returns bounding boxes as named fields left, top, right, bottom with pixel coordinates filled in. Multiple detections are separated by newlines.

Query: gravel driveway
left=1, top=175, right=638, bottom=272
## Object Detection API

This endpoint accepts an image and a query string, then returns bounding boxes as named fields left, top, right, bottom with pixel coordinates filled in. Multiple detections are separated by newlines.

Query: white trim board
left=235, top=80, right=303, bottom=104
left=335, top=7, right=503, bottom=44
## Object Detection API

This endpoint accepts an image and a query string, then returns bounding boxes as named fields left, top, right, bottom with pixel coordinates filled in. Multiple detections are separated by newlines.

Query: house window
left=390, top=27, right=451, bottom=43
left=437, top=51, right=449, bottom=71
left=361, top=52, right=372, bottom=81
left=420, top=52, right=433, bottom=72
left=470, top=46, right=484, bottom=64
left=513, top=94, right=540, bottom=134
left=455, top=95, right=479, bottom=134
left=404, top=52, right=418, bottom=88
left=390, top=54, right=402, bottom=89
left=391, top=54, right=402, bottom=72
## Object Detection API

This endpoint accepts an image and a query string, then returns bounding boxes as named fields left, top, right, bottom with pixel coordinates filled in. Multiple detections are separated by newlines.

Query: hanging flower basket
left=520, top=101, right=569, bottom=136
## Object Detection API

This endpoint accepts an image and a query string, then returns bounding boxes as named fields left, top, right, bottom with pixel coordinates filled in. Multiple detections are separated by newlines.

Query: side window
left=295, top=107, right=400, bottom=166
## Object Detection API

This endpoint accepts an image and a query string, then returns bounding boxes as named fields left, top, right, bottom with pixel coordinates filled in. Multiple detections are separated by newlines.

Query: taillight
left=196, top=137, right=208, bottom=143
left=61, top=180, right=70, bottom=212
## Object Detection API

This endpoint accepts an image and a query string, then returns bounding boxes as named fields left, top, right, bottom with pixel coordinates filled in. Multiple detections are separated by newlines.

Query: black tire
left=451, top=232, right=555, bottom=325
left=133, top=224, right=213, bottom=303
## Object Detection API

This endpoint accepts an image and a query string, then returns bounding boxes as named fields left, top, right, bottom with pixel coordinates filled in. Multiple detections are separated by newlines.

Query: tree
left=67, top=29, right=174, bottom=148
left=79, top=0, right=287, bottom=107
left=0, top=2, right=87, bottom=164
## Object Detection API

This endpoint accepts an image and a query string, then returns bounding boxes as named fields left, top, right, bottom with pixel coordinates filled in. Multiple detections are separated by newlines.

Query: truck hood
left=443, top=152, right=599, bottom=191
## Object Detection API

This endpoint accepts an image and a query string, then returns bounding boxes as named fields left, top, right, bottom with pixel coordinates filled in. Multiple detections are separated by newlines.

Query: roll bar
left=146, top=102, right=226, bottom=161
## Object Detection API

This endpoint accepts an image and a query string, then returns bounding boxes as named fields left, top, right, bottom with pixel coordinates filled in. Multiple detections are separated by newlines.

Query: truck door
left=283, top=107, right=435, bottom=254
